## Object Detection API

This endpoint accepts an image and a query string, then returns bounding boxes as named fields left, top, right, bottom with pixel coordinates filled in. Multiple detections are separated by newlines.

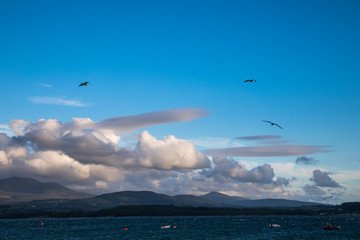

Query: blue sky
left=0, top=0, right=359, bottom=203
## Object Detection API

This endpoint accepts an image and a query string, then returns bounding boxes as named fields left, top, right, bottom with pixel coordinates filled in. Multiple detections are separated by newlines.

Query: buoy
left=125, top=228, right=128, bottom=231
left=174, top=226, right=176, bottom=228
left=40, top=222, right=44, bottom=226
left=270, top=224, right=280, bottom=227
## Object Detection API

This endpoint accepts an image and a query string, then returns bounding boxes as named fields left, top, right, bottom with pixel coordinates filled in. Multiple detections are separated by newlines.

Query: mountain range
left=0, top=177, right=93, bottom=204
left=0, top=177, right=322, bottom=211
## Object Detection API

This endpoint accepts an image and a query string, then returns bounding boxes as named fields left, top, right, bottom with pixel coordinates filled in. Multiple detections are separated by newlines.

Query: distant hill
left=74, top=191, right=320, bottom=211
left=0, top=177, right=322, bottom=211
left=172, top=194, right=219, bottom=207
left=199, top=192, right=317, bottom=208
left=0, top=177, right=93, bottom=204
left=93, top=191, right=218, bottom=208
left=0, top=178, right=355, bottom=218
left=95, top=191, right=176, bottom=205
left=200, top=191, right=249, bottom=206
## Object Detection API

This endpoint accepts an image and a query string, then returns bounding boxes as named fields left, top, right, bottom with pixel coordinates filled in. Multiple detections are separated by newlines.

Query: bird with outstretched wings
left=321, top=196, right=333, bottom=200
left=262, top=120, right=283, bottom=129
left=78, top=82, right=89, bottom=87
left=244, top=79, right=256, bottom=83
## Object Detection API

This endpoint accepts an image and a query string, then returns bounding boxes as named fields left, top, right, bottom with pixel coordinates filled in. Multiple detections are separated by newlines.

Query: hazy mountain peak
left=0, top=177, right=93, bottom=203
left=200, top=191, right=249, bottom=206
left=203, top=191, right=228, bottom=197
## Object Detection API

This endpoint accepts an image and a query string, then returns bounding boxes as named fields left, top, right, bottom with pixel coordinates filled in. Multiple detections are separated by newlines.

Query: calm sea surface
left=0, top=216, right=359, bottom=240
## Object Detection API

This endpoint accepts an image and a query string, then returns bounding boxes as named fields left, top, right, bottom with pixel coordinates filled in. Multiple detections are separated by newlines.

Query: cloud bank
left=201, top=156, right=290, bottom=185
left=0, top=108, right=296, bottom=198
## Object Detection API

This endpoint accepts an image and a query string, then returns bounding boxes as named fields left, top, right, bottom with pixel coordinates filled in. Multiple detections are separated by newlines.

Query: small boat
left=269, top=224, right=280, bottom=227
left=324, top=223, right=340, bottom=230
left=161, top=225, right=171, bottom=229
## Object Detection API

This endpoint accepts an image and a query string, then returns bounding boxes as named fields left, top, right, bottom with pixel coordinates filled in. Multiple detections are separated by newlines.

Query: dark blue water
left=0, top=216, right=359, bottom=239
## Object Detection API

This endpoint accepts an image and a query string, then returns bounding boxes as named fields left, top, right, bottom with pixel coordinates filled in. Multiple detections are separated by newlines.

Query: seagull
left=244, top=79, right=256, bottom=83
left=78, top=82, right=89, bottom=87
left=262, top=120, right=283, bottom=129
left=321, top=196, right=333, bottom=200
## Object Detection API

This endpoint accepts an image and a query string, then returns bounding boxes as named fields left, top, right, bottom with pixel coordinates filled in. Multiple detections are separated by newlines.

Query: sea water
left=0, top=216, right=359, bottom=239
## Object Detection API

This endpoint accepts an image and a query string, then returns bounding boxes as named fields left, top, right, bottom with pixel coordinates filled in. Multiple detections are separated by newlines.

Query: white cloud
left=1, top=109, right=352, bottom=202
left=26, top=151, right=91, bottom=180
left=0, top=150, right=9, bottom=165
left=9, top=120, right=31, bottom=136
left=0, top=109, right=211, bottom=192
left=134, top=131, right=210, bottom=170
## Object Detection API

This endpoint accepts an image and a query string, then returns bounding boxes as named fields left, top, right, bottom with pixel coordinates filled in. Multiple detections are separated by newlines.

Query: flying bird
left=78, top=82, right=89, bottom=87
left=321, top=196, right=333, bottom=200
left=262, top=120, right=283, bottom=129
left=244, top=79, right=256, bottom=83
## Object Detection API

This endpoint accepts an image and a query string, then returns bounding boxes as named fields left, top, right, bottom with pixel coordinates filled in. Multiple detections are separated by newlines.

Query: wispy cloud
left=29, top=97, right=87, bottom=107
left=204, top=134, right=331, bottom=157
left=39, top=83, right=52, bottom=88
left=0, top=124, right=9, bottom=129
left=235, top=135, right=289, bottom=145
left=188, top=137, right=243, bottom=149
left=0, top=124, right=13, bottom=136
left=96, top=107, right=207, bottom=134
left=236, top=135, right=282, bottom=141
left=203, top=145, right=331, bottom=157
